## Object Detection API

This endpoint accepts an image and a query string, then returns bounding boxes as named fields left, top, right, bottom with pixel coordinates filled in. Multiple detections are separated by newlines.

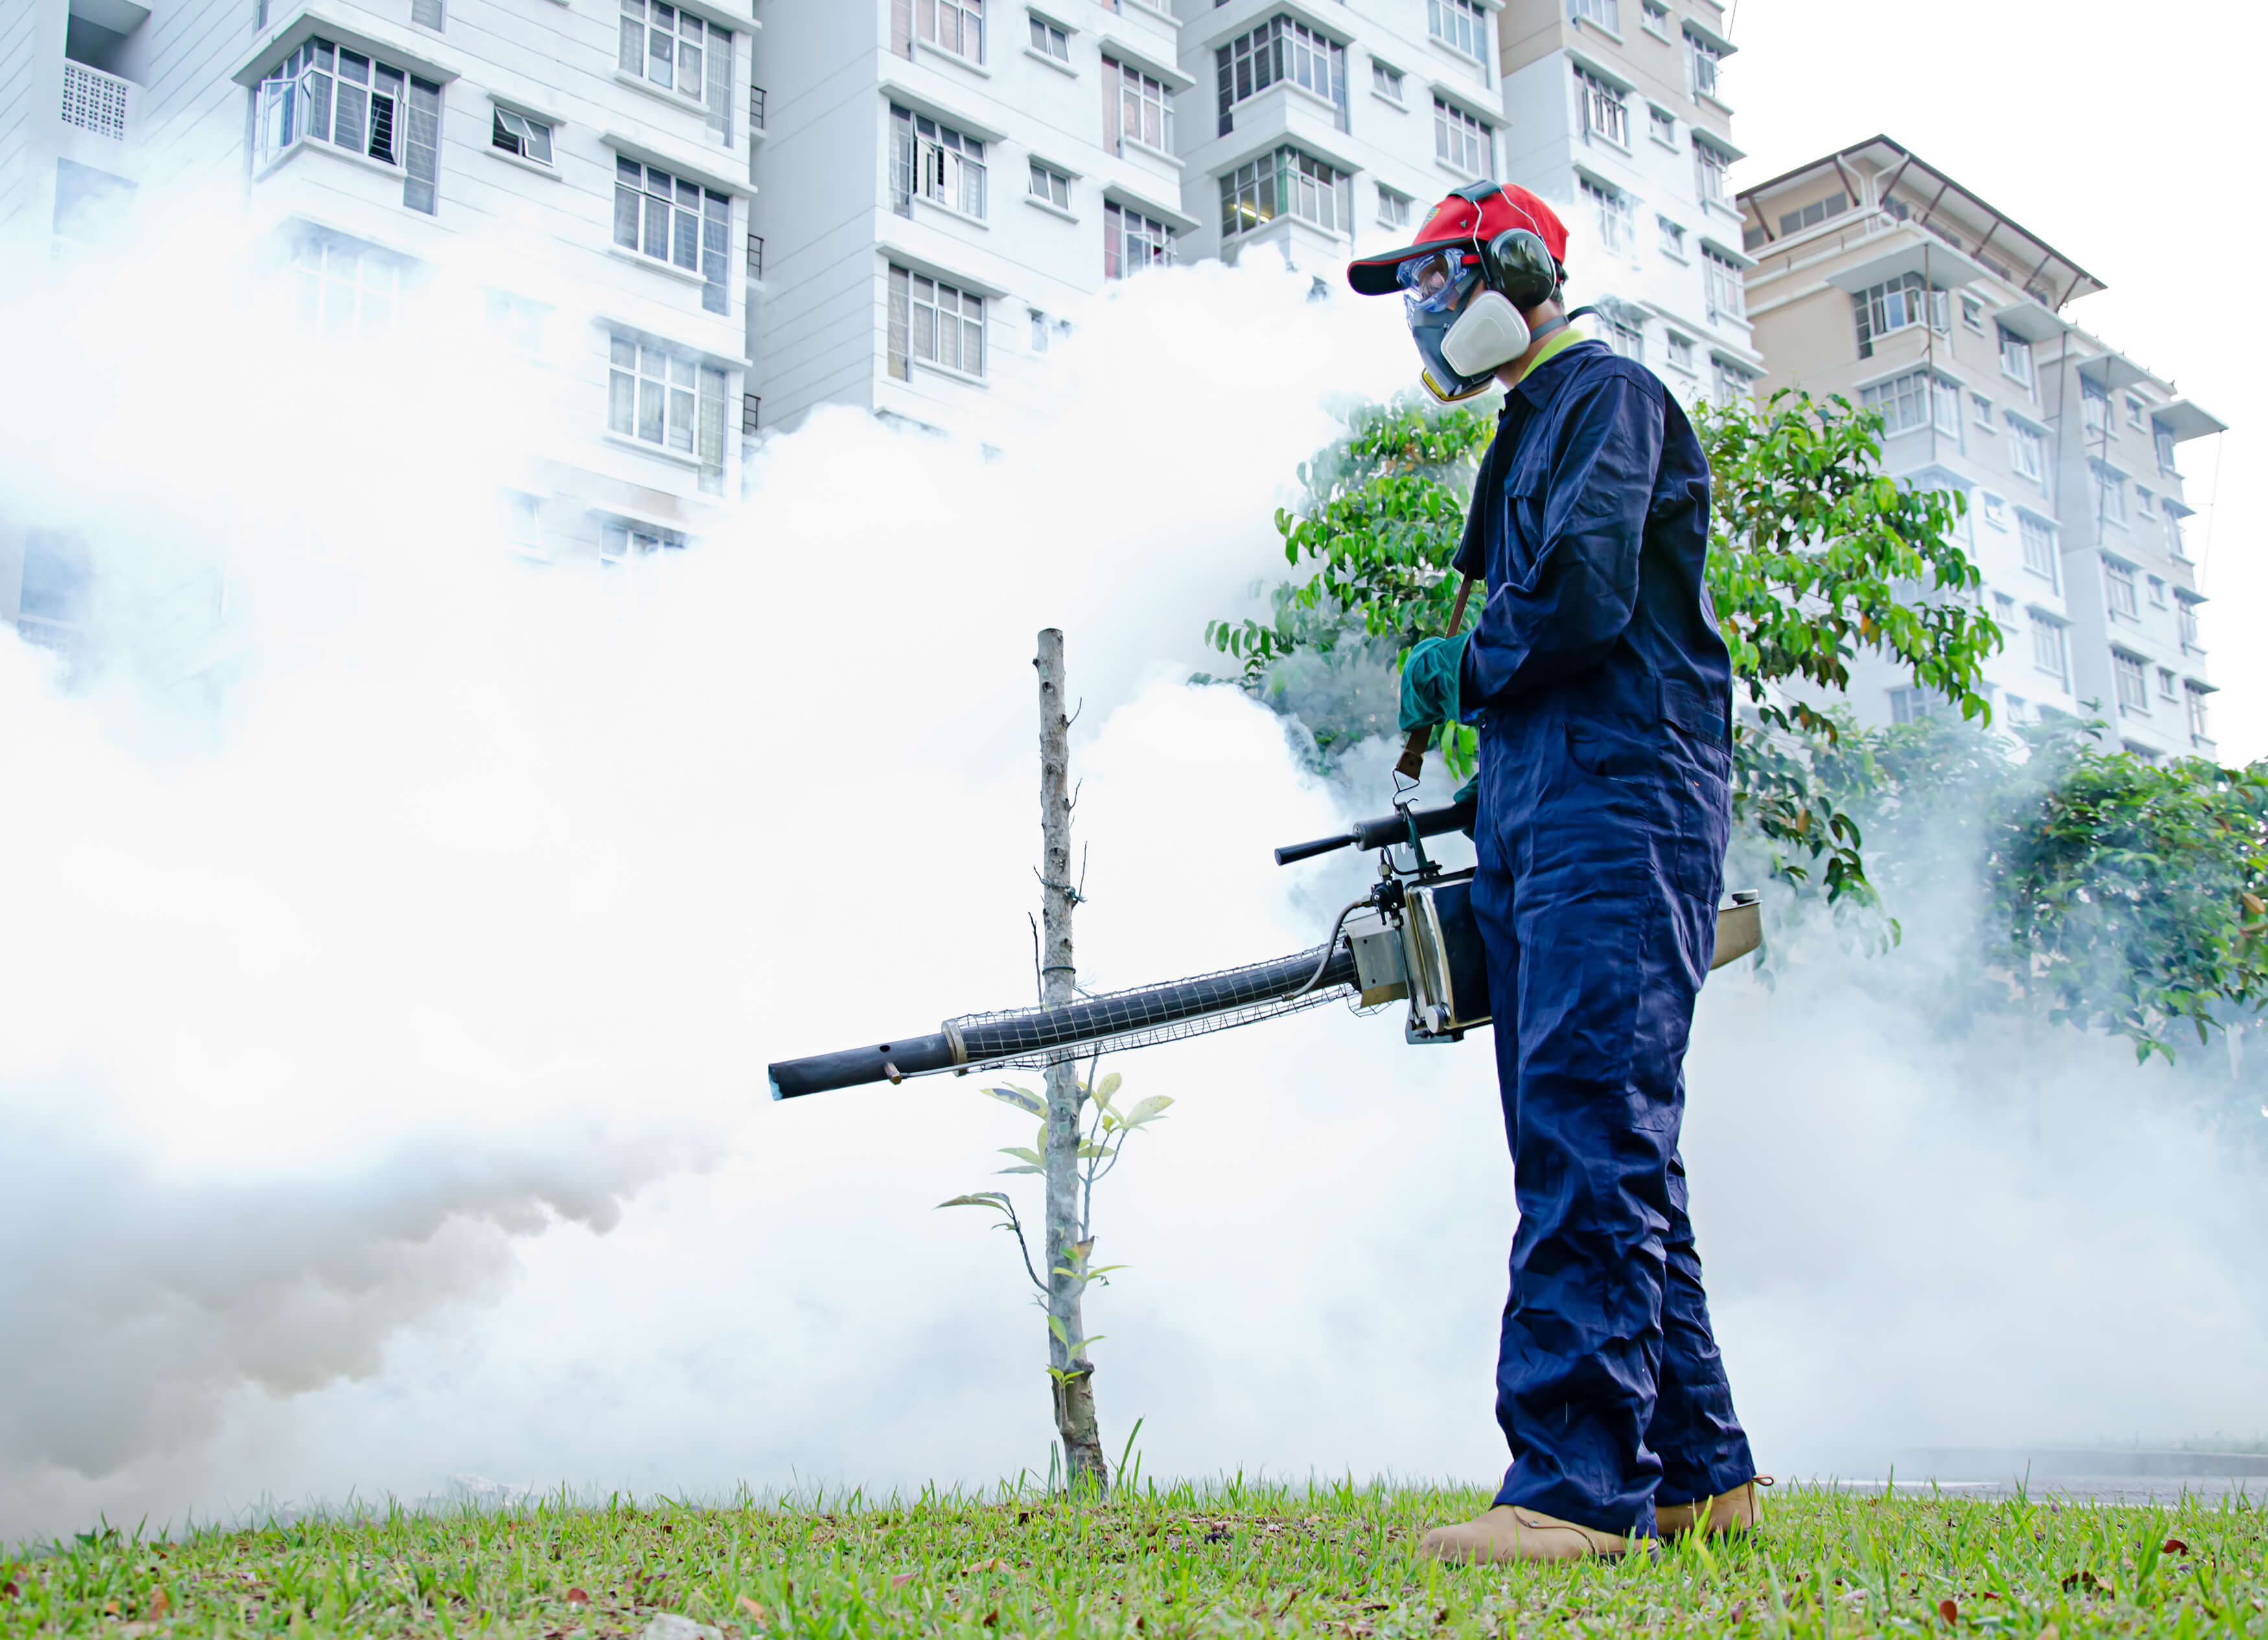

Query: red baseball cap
left=1347, top=181, right=1569, bottom=295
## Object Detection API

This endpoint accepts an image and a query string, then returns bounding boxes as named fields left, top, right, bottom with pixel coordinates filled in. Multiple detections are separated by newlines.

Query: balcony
left=61, top=58, right=137, bottom=141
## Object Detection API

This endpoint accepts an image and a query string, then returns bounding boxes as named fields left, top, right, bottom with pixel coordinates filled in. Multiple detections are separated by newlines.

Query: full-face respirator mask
left=1400, top=226, right=1568, bottom=403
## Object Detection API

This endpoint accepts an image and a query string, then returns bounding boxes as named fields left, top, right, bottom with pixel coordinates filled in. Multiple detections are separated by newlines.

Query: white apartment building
left=1494, top=0, right=1761, bottom=408
left=1736, top=137, right=2225, bottom=759
left=1, top=0, right=766, bottom=653
left=753, top=1, right=1193, bottom=437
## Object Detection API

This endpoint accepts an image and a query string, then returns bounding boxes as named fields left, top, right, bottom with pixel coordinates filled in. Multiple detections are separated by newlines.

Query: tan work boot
left=1418, top=1504, right=1630, bottom=1564
left=1654, top=1478, right=1768, bottom=1538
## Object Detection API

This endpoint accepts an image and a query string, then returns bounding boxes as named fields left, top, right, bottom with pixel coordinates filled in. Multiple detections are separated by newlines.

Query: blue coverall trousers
left=1471, top=699, right=1755, bottom=1538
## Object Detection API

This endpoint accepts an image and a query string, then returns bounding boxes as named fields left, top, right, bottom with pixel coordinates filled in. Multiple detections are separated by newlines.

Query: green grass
left=4, top=1479, right=2263, bottom=1637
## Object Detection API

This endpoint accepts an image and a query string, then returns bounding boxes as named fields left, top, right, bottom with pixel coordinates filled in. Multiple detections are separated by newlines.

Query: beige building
left=1735, top=136, right=2225, bottom=759
left=1496, top=0, right=1761, bottom=406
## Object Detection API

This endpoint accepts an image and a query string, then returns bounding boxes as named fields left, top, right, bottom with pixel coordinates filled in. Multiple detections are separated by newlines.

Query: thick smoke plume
left=1, top=207, right=2260, bottom=1545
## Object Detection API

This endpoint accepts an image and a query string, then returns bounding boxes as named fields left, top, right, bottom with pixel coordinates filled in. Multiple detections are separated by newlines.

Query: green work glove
left=1452, top=774, right=1480, bottom=837
left=1398, top=634, right=1472, bottom=735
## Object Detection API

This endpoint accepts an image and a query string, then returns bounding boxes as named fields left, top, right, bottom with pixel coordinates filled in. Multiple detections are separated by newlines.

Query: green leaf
left=935, top=1194, right=1010, bottom=1210
left=1123, top=1094, right=1175, bottom=1127
left=997, top=1146, right=1045, bottom=1168
left=984, top=1084, right=1043, bottom=1115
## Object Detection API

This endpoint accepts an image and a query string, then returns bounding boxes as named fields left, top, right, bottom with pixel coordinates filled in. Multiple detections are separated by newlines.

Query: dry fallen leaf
left=1, top=1581, right=17, bottom=1599
left=148, top=1589, right=172, bottom=1620
left=565, top=1588, right=591, bottom=1606
left=962, top=1558, right=1009, bottom=1575
left=890, top=1574, right=915, bottom=1589
left=1939, top=1597, right=1959, bottom=1623
left=739, top=1597, right=769, bottom=1620
left=2162, top=1538, right=2190, bottom=1556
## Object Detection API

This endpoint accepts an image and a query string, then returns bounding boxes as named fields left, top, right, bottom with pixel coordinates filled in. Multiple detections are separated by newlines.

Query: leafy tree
left=1204, top=389, right=2000, bottom=908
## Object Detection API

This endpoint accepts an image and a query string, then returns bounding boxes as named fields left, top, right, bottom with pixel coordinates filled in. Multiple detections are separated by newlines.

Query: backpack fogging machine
left=765, top=791, right=1762, bottom=1100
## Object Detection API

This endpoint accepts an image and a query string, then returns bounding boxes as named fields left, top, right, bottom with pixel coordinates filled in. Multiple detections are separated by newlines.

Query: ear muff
left=1481, top=229, right=1562, bottom=310
left=1438, top=288, right=1531, bottom=379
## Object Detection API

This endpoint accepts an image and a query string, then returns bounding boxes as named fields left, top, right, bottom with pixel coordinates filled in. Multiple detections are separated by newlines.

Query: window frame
left=606, top=332, right=728, bottom=481
left=892, top=104, right=988, bottom=221
left=1428, top=0, right=1487, bottom=63
left=886, top=263, right=987, bottom=379
left=612, top=155, right=733, bottom=315
left=1103, top=199, right=1174, bottom=279
left=1026, top=157, right=1072, bottom=213
left=1573, top=64, right=1628, bottom=148
left=1432, top=95, right=1491, bottom=175
left=491, top=105, right=553, bottom=165
left=1026, top=13, right=1069, bottom=64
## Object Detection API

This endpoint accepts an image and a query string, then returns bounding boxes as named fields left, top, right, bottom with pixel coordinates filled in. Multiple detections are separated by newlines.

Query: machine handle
left=1393, top=575, right=1477, bottom=783
left=1274, top=795, right=1477, bottom=866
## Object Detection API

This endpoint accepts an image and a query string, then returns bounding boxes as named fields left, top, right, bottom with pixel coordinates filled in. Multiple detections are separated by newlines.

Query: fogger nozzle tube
left=765, top=943, right=1360, bottom=1100
left=1274, top=795, right=1475, bottom=866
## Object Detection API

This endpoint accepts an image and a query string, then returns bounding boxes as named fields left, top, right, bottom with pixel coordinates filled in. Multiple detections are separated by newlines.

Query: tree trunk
left=1036, top=627, right=1108, bottom=1496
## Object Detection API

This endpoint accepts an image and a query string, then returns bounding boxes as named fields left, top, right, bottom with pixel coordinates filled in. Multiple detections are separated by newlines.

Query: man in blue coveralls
left=1345, top=183, right=1761, bottom=1563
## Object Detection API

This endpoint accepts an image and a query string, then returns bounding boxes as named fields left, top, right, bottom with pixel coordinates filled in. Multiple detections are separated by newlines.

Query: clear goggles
left=1397, top=248, right=1479, bottom=317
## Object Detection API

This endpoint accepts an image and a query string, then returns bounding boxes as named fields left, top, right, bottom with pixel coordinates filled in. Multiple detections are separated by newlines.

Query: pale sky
left=1724, top=0, right=2263, bottom=761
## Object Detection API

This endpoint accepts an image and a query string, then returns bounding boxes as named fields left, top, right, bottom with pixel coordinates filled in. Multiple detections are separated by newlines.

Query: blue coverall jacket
left=1453, top=338, right=1755, bottom=1536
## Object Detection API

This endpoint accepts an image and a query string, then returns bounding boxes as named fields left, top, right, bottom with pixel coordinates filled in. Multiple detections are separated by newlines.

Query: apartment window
left=1711, top=359, right=1754, bottom=406
left=1372, top=60, right=1404, bottom=101
left=1641, top=0, right=1669, bottom=37
left=607, top=337, right=728, bottom=485
left=1222, top=146, right=1349, bottom=238
left=1028, top=159, right=1070, bottom=211
left=2103, top=557, right=2139, bottom=620
left=1103, top=200, right=1174, bottom=279
left=1028, top=14, right=1068, bottom=62
left=290, top=234, right=404, bottom=338
left=2187, top=683, right=2210, bottom=743
left=2005, top=693, right=2028, bottom=721
left=2112, top=650, right=2148, bottom=714
left=2006, top=416, right=2046, bottom=485
left=619, top=0, right=735, bottom=142
left=1656, top=214, right=1685, bottom=258
left=2031, top=613, right=2068, bottom=685
left=1888, top=686, right=1934, bottom=726
left=484, top=288, right=548, bottom=354
left=2154, top=424, right=2179, bottom=475
left=1105, top=58, right=1174, bottom=156
left=1378, top=185, right=1411, bottom=228
left=503, top=492, right=543, bottom=557
left=1692, top=138, right=1730, bottom=207
left=1575, top=66, right=1628, bottom=146
left=1980, top=492, right=2006, bottom=530
left=2018, top=512, right=2057, bottom=584
left=1434, top=97, right=1491, bottom=174
left=1774, top=192, right=1847, bottom=237
left=1570, top=0, right=1620, bottom=30
left=2125, top=393, right=2146, bottom=430
left=1996, top=323, right=2033, bottom=387
left=16, top=531, right=91, bottom=643
left=907, top=0, right=983, bottom=64
left=892, top=106, right=988, bottom=219
left=2090, top=459, right=2126, bottom=525
left=613, top=157, right=732, bottom=315
left=1686, top=30, right=1724, bottom=100
left=1429, top=0, right=1485, bottom=60
left=1601, top=309, right=1644, bottom=361
left=1702, top=245, right=1744, bottom=320
left=1852, top=273, right=1946, bottom=358
left=1649, top=105, right=1676, bottom=146
left=1858, top=369, right=1960, bottom=441
left=2166, top=505, right=2189, bottom=560
left=1028, top=309, right=1069, bottom=352
left=255, top=40, right=443, bottom=213
left=491, top=107, right=552, bottom=164
left=411, top=0, right=443, bottom=25
left=2081, top=376, right=2109, bottom=439
left=2177, top=594, right=2201, bottom=651
left=2136, top=487, right=2157, bottom=518
left=1665, top=332, right=1694, bottom=372
left=1960, top=294, right=1983, bottom=332
left=1971, top=391, right=1994, bottom=428
left=1216, top=17, right=1346, bottom=136
left=886, top=265, right=985, bottom=378
left=601, top=520, right=686, bottom=570
left=1581, top=177, right=1632, bottom=257
left=2157, top=665, right=2177, bottom=701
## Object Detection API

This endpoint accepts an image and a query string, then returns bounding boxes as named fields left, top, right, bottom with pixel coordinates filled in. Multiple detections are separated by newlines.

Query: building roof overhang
left=1991, top=299, right=2068, bottom=343
left=1735, top=135, right=2104, bottom=306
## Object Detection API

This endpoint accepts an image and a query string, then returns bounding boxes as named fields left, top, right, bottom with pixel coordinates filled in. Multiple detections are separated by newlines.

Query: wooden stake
left=1393, top=575, right=1477, bottom=783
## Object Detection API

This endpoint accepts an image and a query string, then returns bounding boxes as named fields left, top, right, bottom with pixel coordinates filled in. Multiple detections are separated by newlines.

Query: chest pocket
left=1495, top=453, right=1553, bottom=593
